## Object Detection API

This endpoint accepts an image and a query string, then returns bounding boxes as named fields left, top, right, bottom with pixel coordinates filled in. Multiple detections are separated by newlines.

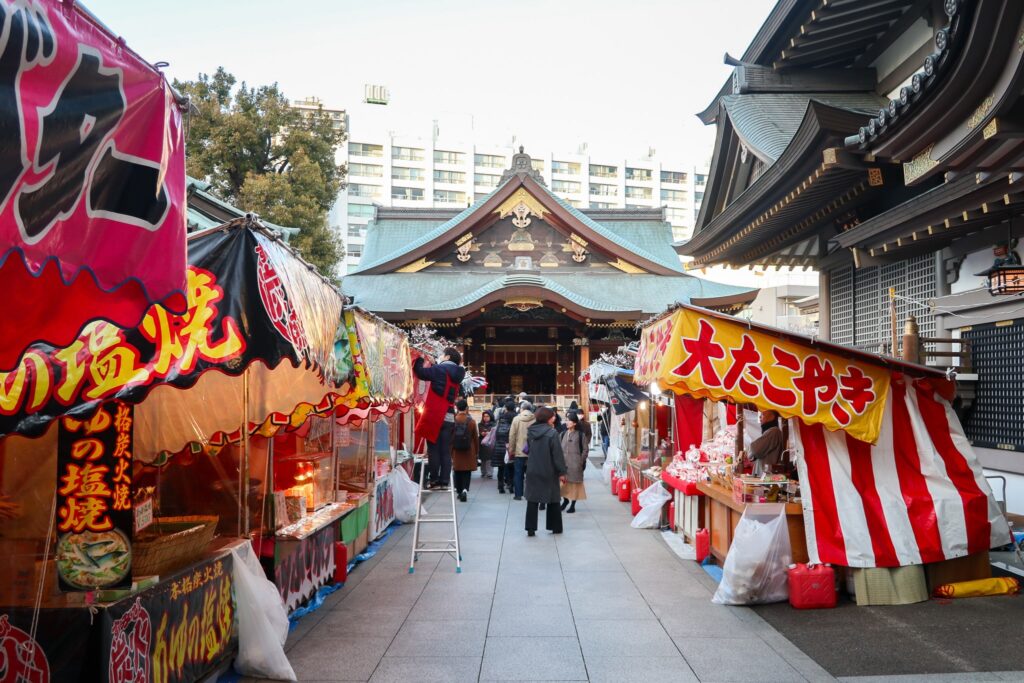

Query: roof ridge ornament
left=500, top=146, right=546, bottom=185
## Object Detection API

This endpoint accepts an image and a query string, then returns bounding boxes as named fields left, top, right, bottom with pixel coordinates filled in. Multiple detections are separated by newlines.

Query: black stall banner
left=275, top=523, right=336, bottom=613
left=56, top=402, right=134, bottom=592
left=103, top=554, right=235, bottom=683
left=0, top=224, right=346, bottom=438
left=0, top=608, right=98, bottom=682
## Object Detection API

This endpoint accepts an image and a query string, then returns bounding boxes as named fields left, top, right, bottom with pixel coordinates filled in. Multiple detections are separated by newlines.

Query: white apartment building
left=328, top=119, right=708, bottom=274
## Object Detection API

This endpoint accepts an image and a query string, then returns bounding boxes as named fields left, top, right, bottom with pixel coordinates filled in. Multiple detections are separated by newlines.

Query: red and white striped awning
left=794, top=376, right=1009, bottom=568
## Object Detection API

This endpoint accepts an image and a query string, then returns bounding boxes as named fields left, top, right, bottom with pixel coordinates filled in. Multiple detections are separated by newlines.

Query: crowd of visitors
left=412, top=346, right=596, bottom=536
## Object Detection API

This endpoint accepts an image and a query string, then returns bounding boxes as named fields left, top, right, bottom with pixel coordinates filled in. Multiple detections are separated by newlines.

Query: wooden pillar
left=578, top=344, right=589, bottom=408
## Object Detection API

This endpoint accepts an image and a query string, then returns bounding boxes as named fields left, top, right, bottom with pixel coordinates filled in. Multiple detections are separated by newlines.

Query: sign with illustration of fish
left=55, top=401, right=134, bottom=591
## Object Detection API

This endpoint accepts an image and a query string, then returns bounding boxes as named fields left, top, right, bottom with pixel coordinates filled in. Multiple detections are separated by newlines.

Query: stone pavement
left=267, top=464, right=1024, bottom=683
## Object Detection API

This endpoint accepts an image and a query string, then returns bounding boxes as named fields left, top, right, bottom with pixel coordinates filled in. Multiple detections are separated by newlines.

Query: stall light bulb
left=650, top=381, right=661, bottom=394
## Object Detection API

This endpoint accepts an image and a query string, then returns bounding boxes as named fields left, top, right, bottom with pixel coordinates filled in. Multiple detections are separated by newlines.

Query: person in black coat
left=524, top=406, right=568, bottom=536
left=492, top=399, right=515, bottom=493
left=413, top=347, right=466, bottom=489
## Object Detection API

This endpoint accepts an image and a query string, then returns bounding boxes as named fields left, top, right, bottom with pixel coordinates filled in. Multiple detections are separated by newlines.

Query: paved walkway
left=271, top=463, right=1024, bottom=682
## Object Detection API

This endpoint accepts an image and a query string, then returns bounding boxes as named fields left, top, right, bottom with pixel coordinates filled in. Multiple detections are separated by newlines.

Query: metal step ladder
left=408, top=458, right=462, bottom=574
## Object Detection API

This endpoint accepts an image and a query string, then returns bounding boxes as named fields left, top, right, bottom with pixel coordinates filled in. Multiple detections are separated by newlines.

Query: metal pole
left=889, top=287, right=898, bottom=358
left=241, top=368, right=251, bottom=538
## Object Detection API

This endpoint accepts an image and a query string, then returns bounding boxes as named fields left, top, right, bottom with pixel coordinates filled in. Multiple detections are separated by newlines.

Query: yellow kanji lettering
left=59, top=463, right=112, bottom=497
left=112, top=484, right=131, bottom=511
left=58, top=496, right=112, bottom=533
left=85, top=324, right=148, bottom=400
left=70, top=438, right=105, bottom=461
left=63, top=406, right=112, bottom=435
left=0, top=351, right=52, bottom=415
left=142, top=268, right=244, bottom=377
left=112, top=432, right=132, bottom=459
left=112, top=458, right=131, bottom=484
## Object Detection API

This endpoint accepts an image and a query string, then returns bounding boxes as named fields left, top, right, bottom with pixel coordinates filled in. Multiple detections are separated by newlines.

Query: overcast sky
left=83, top=0, right=775, bottom=163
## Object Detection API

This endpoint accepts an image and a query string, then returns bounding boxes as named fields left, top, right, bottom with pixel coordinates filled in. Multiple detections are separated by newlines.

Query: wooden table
left=696, top=481, right=808, bottom=564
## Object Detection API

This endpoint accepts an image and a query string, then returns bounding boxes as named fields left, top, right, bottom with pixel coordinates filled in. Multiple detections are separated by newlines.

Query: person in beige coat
left=559, top=412, right=588, bottom=513
left=508, top=401, right=534, bottom=500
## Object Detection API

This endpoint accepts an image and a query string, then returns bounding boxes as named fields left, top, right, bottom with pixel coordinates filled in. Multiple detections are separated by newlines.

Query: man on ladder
left=410, top=347, right=466, bottom=573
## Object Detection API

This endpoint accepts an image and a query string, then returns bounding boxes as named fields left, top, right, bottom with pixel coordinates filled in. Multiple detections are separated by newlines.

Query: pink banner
left=0, top=0, right=187, bottom=371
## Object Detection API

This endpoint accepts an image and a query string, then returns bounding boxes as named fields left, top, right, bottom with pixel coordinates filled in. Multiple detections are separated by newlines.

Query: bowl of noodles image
left=55, top=529, right=131, bottom=589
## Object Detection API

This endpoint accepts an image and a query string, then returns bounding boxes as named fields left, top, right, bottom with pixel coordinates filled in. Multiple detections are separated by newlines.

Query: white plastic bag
left=393, top=465, right=420, bottom=523
left=712, top=505, right=791, bottom=605
left=601, top=460, right=614, bottom=485
left=630, top=482, right=671, bottom=529
left=231, top=545, right=296, bottom=680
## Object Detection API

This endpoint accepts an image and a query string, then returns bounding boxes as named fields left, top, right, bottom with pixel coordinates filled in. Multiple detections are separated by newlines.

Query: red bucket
left=617, top=478, right=631, bottom=502
left=787, top=563, right=836, bottom=609
left=334, top=542, right=348, bottom=583
left=695, top=528, right=710, bottom=563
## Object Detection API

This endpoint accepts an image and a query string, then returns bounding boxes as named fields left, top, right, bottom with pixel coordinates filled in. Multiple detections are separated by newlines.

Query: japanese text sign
left=103, top=555, right=235, bottom=683
left=56, top=401, right=134, bottom=591
left=635, top=309, right=891, bottom=443
left=0, top=0, right=187, bottom=369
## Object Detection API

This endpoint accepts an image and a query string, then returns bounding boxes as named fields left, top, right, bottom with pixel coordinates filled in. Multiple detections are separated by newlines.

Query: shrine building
left=342, top=148, right=755, bottom=399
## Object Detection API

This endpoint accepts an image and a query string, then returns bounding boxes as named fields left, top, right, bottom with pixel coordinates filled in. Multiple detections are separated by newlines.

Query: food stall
left=635, top=304, right=1009, bottom=585
left=0, top=215, right=350, bottom=676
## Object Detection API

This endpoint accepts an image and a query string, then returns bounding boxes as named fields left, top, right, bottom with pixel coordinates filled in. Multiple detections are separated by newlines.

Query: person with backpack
left=413, top=347, right=466, bottom=490
left=508, top=401, right=535, bottom=500
left=451, top=399, right=479, bottom=502
left=493, top=398, right=516, bottom=494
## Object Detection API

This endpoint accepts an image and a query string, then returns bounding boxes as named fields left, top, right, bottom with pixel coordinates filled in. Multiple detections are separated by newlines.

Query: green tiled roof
left=350, top=188, right=501, bottom=273
left=350, top=178, right=684, bottom=274
left=343, top=271, right=752, bottom=316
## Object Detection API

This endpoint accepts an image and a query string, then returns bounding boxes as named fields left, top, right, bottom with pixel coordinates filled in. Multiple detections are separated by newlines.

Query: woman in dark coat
left=493, top=399, right=515, bottom=494
left=524, top=406, right=567, bottom=536
left=478, top=409, right=496, bottom=479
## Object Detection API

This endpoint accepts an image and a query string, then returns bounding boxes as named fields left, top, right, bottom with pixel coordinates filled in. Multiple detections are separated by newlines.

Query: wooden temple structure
left=680, top=0, right=1024, bottom=475
left=343, top=148, right=755, bottom=398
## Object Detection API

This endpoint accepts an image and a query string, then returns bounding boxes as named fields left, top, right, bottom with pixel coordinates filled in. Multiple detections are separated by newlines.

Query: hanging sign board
left=55, top=401, right=134, bottom=591
left=636, top=308, right=891, bottom=444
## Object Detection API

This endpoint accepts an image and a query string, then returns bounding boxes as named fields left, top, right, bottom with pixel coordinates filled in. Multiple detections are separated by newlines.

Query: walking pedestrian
left=478, top=409, right=495, bottom=479
left=493, top=399, right=515, bottom=494
left=568, top=401, right=592, bottom=452
left=559, top=412, right=588, bottom=513
left=413, top=347, right=466, bottom=490
left=524, top=407, right=567, bottom=536
left=553, top=407, right=567, bottom=435
left=508, top=401, right=535, bottom=500
left=451, top=400, right=478, bottom=502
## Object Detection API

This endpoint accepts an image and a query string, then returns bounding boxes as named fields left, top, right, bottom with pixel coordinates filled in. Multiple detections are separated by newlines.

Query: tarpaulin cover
left=0, top=0, right=187, bottom=372
left=634, top=306, right=952, bottom=444
left=793, top=377, right=1009, bottom=568
left=0, top=221, right=346, bottom=444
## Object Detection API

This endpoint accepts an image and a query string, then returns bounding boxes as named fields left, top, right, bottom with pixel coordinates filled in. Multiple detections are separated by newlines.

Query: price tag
left=134, top=498, right=153, bottom=533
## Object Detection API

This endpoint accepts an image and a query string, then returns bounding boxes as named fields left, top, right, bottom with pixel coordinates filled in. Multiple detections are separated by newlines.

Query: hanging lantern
left=977, top=265, right=1024, bottom=296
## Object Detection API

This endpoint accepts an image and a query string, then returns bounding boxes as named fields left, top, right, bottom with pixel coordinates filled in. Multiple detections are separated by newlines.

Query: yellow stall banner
left=635, top=309, right=891, bottom=444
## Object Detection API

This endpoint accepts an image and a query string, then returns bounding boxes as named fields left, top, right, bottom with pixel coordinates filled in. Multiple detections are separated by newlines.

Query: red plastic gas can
left=618, top=478, right=631, bottom=502
left=611, top=472, right=619, bottom=495
left=631, top=488, right=642, bottom=515
left=667, top=501, right=675, bottom=531
left=334, top=542, right=348, bottom=583
left=695, top=528, right=710, bottom=563
left=787, top=563, right=836, bottom=609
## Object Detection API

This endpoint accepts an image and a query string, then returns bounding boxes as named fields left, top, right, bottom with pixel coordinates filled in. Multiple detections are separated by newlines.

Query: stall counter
left=661, top=471, right=705, bottom=543
left=696, top=481, right=808, bottom=565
